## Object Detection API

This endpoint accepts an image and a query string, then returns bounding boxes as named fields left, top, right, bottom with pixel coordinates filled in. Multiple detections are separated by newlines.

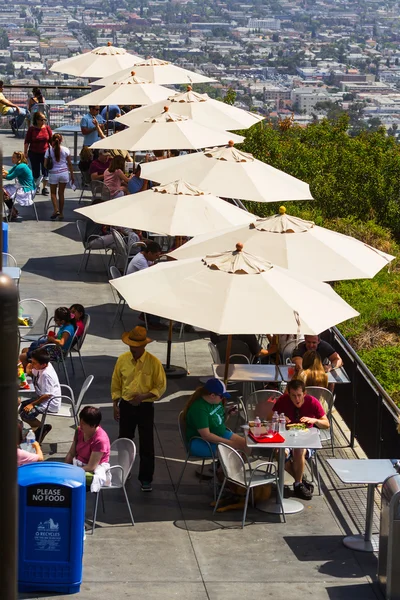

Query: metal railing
left=0, top=85, right=91, bottom=130
left=328, top=327, right=400, bottom=459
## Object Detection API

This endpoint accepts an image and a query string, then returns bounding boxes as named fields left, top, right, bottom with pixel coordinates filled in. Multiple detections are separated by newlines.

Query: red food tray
left=248, top=431, right=285, bottom=444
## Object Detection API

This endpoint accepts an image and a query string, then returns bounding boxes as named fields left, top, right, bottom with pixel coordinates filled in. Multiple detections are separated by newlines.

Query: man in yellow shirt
left=111, top=326, right=166, bottom=492
left=0, top=80, right=27, bottom=132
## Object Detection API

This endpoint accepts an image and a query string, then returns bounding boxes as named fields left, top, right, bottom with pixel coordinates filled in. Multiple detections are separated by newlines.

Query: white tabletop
left=54, top=125, right=81, bottom=133
left=278, top=365, right=351, bottom=384
left=327, top=459, right=395, bottom=485
left=3, top=267, right=21, bottom=280
left=213, top=363, right=282, bottom=382
left=246, top=427, right=322, bottom=450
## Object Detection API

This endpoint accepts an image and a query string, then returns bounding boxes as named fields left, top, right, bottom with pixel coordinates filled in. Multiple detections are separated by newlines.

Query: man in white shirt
left=126, top=242, right=167, bottom=330
left=20, top=349, right=61, bottom=441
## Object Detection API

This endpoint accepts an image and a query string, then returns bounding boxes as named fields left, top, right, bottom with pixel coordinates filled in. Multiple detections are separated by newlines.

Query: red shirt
left=24, top=125, right=52, bottom=154
left=273, top=393, right=325, bottom=427
left=89, top=158, right=111, bottom=176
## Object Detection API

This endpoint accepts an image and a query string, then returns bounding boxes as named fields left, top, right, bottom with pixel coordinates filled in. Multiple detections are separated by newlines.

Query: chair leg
left=175, top=453, right=190, bottom=493
left=211, top=457, right=217, bottom=502
left=92, top=492, right=100, bottom=535
left=122, top=485, right=135, bottom=526
left=85, top=248, right=92, bottom=270
left=78, top=350, right=87, bottom=378
left=69, top=352, right=75, bottom=374
left=314, top=453, right=322, bottom=496
left=61, top=356, right=70, bottom=387
left=78, top=250, right=87, bottom=275
left=242, top=487, right=251, bottom=528
left=32, top=202, right=39, bottom=222
left=213, top=477, right=226, bottom=514
left=101, top=491, right=105, bottom=513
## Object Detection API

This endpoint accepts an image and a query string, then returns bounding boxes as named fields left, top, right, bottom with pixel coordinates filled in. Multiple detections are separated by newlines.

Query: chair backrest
left=109, top=438, right=136, bottom=486
left=18, top=298, right=48, bottom=335
left=2, top=252, right=17, bottom=267
left=60, top=383, right=75, bottom=404
left=111, top=229, right=128, bottom=272
left=34, top=175, right=43, bottom=196
left=208, top=341, right=221, bottom=364
left=91, top=180, right=111, bottom=203
left=109, top=265, right=122, bottom=280
left=75, top=313, right=90, bottom=351
left=246, top=389, right=282, bottom=421
left=305, top=386, right=334, bottom=417
left=216, top=340, right=252, bottom=363
left=228, top=353, right=250, bottom=365
left=79, top=167, right=92, bottom=186
left=76, top=220, right=87, bottom=246
left=281, top=339, right=299, bottom=365
left=217, top=443, right=248, bottom=486
left=178, top=410, right=189, bottom=451
left=75, top=374, right=94, bottom=414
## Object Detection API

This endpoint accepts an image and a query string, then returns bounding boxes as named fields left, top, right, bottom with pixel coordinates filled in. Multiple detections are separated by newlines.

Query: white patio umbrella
left=116, top=86, right=264, bottom=131
left=50, top=43, right=142, bottom=78
left=111, top=244, right=358, bottom=380
left=95, top=57, right=216, bottom=86
left=170, top=206, right=395, bottom=281
left=67, top=72, right=172, bottom=107
left=140, top=142, right=313, bottom=203
left=90, top=107, right=244, bottom=151
left=75, top=180, right=256, bottom=236
left=111, top=243, right=358, bottom=337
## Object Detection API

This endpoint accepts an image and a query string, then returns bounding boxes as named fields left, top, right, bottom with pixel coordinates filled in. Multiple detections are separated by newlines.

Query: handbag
left=46, top=149, right=53, bottom=171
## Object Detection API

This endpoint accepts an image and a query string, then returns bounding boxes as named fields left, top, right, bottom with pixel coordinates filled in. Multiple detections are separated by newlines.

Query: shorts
left=285, top=448, right=315, bottom=461
left=189, top=429, right=233, bottom=458
left=49, top=172, right=69, bottom=185
left=19, top=399, right=45, bottom=420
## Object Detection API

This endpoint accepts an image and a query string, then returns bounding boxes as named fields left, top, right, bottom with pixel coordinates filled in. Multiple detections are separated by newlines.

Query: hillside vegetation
left=241, top=116, right=400, bottom=404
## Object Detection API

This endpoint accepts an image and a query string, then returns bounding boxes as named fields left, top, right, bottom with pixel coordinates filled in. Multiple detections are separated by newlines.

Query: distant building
left=247, top=18, right=280, bottom=31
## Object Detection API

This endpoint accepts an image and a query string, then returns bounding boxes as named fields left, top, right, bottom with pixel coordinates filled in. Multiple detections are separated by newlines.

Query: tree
left=223, top=88, right=236, bottom=106
left=241, top=116, right=400, bottom=236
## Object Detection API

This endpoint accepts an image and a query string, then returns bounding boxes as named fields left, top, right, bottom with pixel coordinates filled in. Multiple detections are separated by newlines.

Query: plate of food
left=286, top=423, right=309, bottom=432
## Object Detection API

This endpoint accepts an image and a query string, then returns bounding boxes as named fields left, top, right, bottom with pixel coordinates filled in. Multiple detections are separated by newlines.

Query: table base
left=163, top=364, right=187, bottom=379
left=343, top=534, right=379, bottom=553
left=257, top=498, right=304, bottom=515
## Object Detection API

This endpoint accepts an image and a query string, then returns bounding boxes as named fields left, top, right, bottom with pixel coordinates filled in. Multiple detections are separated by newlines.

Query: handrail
left=332, top=326, right=400, bottom=419
left=2, top=85, right=91, bottom=91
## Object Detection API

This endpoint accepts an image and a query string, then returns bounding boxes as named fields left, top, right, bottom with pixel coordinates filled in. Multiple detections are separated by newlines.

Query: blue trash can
left=2, top=221, right=8, bottom=253
left=18, top=462, right=86, bottom=595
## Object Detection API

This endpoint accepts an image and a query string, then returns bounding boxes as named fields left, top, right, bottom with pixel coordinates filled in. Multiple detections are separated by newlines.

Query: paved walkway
left=1, top=131, right=383, bottom=600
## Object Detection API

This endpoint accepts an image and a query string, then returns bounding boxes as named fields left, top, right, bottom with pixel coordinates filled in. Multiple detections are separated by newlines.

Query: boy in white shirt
left=20, top=349, right=61, bottom=442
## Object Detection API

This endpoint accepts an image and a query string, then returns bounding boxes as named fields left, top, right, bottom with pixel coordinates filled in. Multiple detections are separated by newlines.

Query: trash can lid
left=18, top=462, right=86, bottom=487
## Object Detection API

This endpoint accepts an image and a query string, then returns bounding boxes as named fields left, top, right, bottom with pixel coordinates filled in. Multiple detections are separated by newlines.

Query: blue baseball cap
left=204, top=378, right=231, bottom=399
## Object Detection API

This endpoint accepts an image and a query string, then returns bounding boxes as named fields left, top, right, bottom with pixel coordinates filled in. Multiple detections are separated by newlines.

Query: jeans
left=8, top=107, right=27, bottom=128
left=119, top=400, right=155, bottom=483
left=28, top=151, right=48, bottom=180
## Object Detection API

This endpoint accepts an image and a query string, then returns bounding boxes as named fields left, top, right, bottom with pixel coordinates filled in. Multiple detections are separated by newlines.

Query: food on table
left=286, top=423, right=308, bottom=430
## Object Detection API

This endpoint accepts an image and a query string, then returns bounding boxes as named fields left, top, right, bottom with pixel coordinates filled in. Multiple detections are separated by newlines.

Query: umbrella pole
left=163, top=320, right=187, bottom=379
left=106, top=106, right=109, bottom=137
left=223, top=334, right=232, bottom=385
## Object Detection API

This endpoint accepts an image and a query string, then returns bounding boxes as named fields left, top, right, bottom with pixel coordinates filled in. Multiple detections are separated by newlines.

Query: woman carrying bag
left=44, top=133, right=74, bottom=220
left=24, top=111, right=52, bottom=196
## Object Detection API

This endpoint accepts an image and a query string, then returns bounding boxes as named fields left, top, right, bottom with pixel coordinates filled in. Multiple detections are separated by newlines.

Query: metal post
left=0, top=148, right=19, bottom=600
left=223, top=334, right=232, bottom=385
left=350, top=360, right=358, bottom=448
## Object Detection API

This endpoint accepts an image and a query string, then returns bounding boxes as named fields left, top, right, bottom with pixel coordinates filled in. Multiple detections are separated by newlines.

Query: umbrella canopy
left=94, top=57, right=216, bottom=86
left=50, top=43, right=142, bottom=78
left=111, top=244, right=359, bottom=335
left=90, top=107, right=244, bottom=151
left=140, top=142, right=313, bottom=203
left=75, top=179, right=256, bottom=236
left=169, top=206, right=395, bottom=281
left=67, top=72, right=172, bottom=107
left=116, top=86, right=264, bottom=131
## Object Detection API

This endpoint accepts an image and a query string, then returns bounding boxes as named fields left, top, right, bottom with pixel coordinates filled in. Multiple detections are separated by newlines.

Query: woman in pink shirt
left=65, top=406, right=110, bottom=476
left=103, top=155, right=131, bottom=198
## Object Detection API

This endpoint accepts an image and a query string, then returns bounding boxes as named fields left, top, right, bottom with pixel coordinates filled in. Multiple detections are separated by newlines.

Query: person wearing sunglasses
left=271, top=379, right=329, bottom=501
left=183, top=378, right=247, bottom=457
left=24, top=111, right=52, bottom=196
left=80, top=105, right=106, bottom=147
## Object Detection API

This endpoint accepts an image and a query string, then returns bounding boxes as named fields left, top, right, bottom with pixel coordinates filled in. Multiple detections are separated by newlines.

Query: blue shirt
left=128, top=176, right=152, bottom=194
left=101, top=105, right=121, bottom=120
left=57, top=323, right=75, bottom=351
left=80, top=112, right=106, bottom=146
